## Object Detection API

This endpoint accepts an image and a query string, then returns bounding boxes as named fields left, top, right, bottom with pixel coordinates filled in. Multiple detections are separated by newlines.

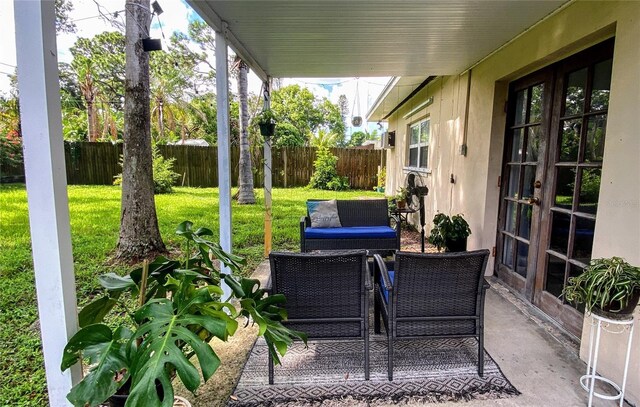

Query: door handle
left=528, top=197, right=540, bottom=206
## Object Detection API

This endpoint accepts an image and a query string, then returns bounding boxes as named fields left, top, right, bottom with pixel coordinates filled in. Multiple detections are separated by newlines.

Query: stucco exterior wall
left=384, top=1, right=639, bottom=403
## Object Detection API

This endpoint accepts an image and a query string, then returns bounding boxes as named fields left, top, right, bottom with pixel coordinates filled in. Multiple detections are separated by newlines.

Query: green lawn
left=0, top=184, right=382, bottom=406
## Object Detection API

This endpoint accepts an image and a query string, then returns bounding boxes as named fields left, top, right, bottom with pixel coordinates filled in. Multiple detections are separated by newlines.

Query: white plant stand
left=580, top=312, right=635, bottom=407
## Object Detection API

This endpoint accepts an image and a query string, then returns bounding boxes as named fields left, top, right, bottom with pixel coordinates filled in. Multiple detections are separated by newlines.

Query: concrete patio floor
left=434, top=279, right=628, bottom=407
left=243, top=260, right=631, bottom=407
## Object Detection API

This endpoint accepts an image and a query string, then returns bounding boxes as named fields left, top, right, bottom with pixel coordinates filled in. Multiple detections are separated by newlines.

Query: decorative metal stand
left=580, top=312, right=635, bottom=407
left=391, top=207, right=424, bottom=252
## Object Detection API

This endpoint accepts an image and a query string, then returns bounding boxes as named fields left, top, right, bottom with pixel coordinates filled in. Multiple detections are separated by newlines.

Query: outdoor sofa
left=300, top=199, right=399, bottom=253
left=373, top=249, right=490, bottom=380
left=267, top=251, right=371, bottom=384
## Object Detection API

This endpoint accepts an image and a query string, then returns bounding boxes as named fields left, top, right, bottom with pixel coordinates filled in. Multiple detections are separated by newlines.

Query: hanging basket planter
left=351, top=116, right=362, bottom=127
left=259, top=122, right=276, bottom=137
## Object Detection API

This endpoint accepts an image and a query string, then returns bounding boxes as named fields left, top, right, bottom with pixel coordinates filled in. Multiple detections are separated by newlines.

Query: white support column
left=215, top=27, right=232, bottom=297
left=263, top=79, right=273, bottom=257
left=14, top=1, right=81, bottom=405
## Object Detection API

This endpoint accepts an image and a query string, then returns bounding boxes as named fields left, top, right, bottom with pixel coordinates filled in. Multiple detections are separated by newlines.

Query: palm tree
left=75, top=59, right=100, bottom=141
left=233, top=56, right=255, bottom=204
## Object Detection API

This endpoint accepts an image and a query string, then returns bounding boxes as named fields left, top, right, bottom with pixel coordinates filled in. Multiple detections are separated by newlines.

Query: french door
left=496, top=39, right=614, bottom=337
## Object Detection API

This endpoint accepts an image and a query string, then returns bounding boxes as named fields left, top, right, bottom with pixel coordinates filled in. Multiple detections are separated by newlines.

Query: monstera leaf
left=125, top=289, right=229, bottom=407
left=78, top=296, right=120, bottom=327
left=61, top=221, right=305, bottom=407
left=176, top=220, right=246, bottom=273
left=223, top=274, right=307, bottom=365
left=61, top=325, right=133, bottom=407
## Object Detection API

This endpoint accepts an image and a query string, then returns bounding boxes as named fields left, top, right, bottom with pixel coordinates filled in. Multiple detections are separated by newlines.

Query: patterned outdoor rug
left=228, top=337, right=519, bottom=406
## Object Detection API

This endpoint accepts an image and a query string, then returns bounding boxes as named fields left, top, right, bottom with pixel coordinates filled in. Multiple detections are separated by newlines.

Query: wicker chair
left=373, top=249, right=490, bottom=381
left=268, top=251, right=371, bottom=384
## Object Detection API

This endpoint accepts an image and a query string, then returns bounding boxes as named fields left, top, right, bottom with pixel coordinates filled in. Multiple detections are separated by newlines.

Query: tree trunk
left=81, top=70, right=99, bottom=142
left=115, top=0, right=166, bottom=261
left=236, top=58, right=255, bottom=204
left=158, top=98, right=164, bottom=140
left=86, top=98, right=98, bottom=142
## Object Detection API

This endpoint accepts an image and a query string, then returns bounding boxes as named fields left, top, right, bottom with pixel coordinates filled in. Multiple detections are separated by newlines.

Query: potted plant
left=254, top=108, right=277, bottom=137
left=427, top=213, right=471, bottom=252
left=563, top=257, right=640, bottom=319
left=61, top=221, right=305, bottom=407
left=395, top=187, right=410, bottom=209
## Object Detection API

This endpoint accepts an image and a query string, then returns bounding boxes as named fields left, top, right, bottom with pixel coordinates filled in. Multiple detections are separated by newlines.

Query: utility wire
left=92, top=0, right=126, bottom=32
left=0, top=62, right=16, bottom=68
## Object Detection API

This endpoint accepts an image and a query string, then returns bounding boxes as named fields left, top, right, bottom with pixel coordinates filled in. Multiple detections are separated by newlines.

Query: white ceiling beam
left=187, top=1, right=269, bottom=81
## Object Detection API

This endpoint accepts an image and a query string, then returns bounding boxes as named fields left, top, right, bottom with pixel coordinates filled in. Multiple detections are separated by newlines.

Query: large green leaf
left=99, top=273, right=137, bottom=292
left=224, top=275, right=307, bottom=365
left=78, top=296, right=119, bottom=327
left=126, top=293, right=229, bottom=407
left=62, top=325, right=133, bottom=407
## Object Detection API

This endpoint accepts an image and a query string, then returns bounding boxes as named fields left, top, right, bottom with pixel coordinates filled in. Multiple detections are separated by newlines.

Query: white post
left=215, top=27, right=232, bottom=297
left=263, top=79, right=273, bottom=257
left=14, top=1, right=81, bottom=405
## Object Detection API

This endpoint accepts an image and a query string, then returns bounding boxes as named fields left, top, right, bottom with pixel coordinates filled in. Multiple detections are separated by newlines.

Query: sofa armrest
left=389, top=213, right=401, bottom=250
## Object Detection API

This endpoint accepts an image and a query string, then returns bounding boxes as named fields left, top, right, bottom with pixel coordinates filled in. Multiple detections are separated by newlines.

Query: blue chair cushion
left=382, top=270, right=395, bottom=303
left=304, top=226, right=396, bottom=239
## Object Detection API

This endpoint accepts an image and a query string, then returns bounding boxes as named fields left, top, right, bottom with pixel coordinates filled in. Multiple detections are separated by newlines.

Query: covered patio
left=13, top=0, right=639, bottom=406
left=190, top=259, right=603, bottom=406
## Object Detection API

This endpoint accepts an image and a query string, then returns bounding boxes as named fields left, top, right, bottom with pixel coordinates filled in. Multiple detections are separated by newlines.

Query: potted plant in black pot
left=394, top=187, right=410, bottom=209
left=427, top=213, right=471, bottom=252
left=61, top=221, right=305, bottom=407
left=563, top=257, right=640, bottom=319
left=254, top=108, right=277, bottom=138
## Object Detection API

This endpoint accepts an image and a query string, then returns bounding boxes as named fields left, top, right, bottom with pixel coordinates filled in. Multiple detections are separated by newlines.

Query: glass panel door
left=496, top=72, right=551, bottom=298
left=534, top=41, right=613, bottom=337
left=497, top=38, right=614, bottom=337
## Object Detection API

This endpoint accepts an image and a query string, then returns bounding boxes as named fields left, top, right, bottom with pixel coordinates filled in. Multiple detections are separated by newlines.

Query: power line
left=70, top=10, right=124, bottom=24
left=93, top=0, right=123, bottom=26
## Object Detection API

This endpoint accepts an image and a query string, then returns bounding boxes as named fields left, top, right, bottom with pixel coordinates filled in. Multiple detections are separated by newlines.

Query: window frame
left=405, top=117, right=430, bottom=171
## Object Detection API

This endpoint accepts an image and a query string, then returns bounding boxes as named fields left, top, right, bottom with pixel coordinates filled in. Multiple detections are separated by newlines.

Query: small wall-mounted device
left=387, top=131, right=395, bottom=148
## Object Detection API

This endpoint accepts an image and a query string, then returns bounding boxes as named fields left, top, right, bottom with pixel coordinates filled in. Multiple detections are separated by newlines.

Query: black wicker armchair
left=268, top=251, right=371, bottom=384
left=373, top=249, right=490, bottom=381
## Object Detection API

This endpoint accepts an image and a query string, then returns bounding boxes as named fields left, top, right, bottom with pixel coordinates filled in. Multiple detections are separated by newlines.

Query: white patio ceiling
left=188, top=0, right=567, bottom=80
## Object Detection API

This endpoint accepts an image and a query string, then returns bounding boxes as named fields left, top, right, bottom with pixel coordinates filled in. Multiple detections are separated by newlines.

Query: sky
left=0, top=0, right=389, bottom=135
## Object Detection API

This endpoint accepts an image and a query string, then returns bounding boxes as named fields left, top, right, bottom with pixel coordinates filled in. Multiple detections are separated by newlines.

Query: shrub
left=114, top=145, right=180, bottom=194
left=377, top=167, right=386, bottom=189
left=308, top=146, right=349, bottom=191
left=0, top=130, right=23, bottom=169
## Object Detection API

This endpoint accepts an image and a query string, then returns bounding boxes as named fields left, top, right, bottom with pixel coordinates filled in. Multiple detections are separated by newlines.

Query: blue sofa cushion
left=382, top=270, right=395, bottom=303
left=304, top=226, right=396, bottom=239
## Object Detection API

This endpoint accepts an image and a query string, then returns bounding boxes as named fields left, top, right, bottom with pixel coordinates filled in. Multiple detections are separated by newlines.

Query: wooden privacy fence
left=1, top=142, right=385, bottom=190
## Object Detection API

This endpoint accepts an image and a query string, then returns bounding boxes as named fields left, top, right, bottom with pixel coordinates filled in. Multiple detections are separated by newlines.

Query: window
left=408, top=119, right=430, bottom=169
